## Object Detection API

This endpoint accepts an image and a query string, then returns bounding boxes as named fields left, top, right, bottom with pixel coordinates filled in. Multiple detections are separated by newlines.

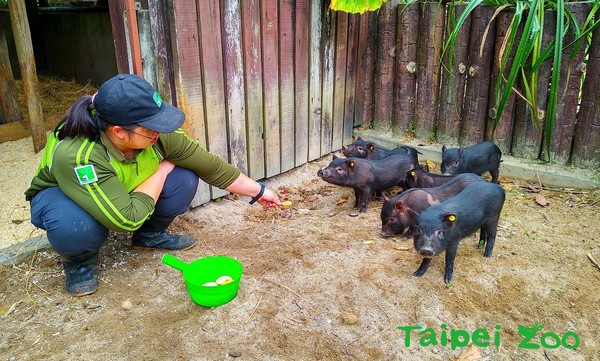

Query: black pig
left=317, top=153, right=416, bottom=212
left=403, top=166, right=472, bottom=189
left=342, top=137, right=420, bottom=162
left=411, top=181, right=505, bottom=284
left=381, top=173, right=484, bottom=237
left=441, top=141, right=502, bottom=183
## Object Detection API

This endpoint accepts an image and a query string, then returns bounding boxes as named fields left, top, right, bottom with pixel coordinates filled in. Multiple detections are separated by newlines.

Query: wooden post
left=125, top=0, right=143, bottom=76
left=0, top=20, right=22, bottom=124
left=373, top=0, right=398, bottom=132
left=8, top=0, right=45, bottom=152
left=353, top=11, right=377, bottom=128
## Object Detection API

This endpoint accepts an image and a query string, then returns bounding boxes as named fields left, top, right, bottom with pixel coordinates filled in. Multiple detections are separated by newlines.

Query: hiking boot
left=62, top=253, right=99, bottom=297
left=131, top=215, right=196, bottom=251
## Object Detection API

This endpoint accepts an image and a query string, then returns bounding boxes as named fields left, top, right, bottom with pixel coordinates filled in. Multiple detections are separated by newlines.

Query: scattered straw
left=245, top=293, right=264, bottom=324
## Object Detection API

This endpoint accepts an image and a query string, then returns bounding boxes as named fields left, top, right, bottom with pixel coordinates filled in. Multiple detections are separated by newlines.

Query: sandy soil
left=1, top=148, right=600, bottom=360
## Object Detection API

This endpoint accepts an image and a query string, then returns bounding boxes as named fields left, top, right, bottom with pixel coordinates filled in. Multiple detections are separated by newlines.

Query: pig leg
left=413, top=258, right=432, bottom=277
left=352, top=188, right=361, bottom=209
left=483, top=222, right=498, bottom=258
left=358, top=188, right=374, bottom=213
left=490, top=168, right=500, bottom=184
left=444, top=242, right=460, bottom=284
left=478, top=227, right=487, bottom=248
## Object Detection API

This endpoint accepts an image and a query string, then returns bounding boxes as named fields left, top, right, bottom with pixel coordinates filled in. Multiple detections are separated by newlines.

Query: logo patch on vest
left=74, top=164, right=98, bottom=185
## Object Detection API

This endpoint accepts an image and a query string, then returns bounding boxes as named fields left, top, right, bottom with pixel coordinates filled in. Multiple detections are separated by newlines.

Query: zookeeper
left=25, top=74, right=281, bottom=297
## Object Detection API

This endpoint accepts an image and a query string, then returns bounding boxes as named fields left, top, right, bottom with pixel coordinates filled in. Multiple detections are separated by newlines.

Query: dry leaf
left=281, top=200, right=293, bottom=207
left=536, top=193, right=549, bottom=207
left=393, top=245, right=412, bottom=251
left=453, top=344, right=482, bottom=361
left=426, top=159, right=436, bottom=171
left=363, top=240, right=376, bottom=245
left=336, top=198, right=348, bottom=205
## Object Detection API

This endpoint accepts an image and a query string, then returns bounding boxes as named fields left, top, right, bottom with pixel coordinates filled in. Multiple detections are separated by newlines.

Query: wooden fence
left=143, top=0, right=600, bottom=203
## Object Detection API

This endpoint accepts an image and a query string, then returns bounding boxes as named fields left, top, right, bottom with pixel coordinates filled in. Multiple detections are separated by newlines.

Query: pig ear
left=442, top=145, right=447, bottom=153
left=442, top=214, right=457, bottom=228
left=347, top=160, right=356, bottom=169
left=368, top=143, right=376, bottom=152
left=332, top=154, right=338, bottom=160
left=394, top=200, right=405, bottom=212
left=356, top=136, right=362, bottom=141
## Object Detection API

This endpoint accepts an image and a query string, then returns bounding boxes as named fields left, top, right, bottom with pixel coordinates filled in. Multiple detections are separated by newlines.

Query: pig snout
left=317, top=169, right=324, bottom=177
left=419, top=246, right=435, bottom=258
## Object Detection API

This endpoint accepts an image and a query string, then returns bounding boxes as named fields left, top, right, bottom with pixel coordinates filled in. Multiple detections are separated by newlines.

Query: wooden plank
left=414, top=2, right=444, bottom=140
left=394, top=2, right=419, bottom=138
left=353, top=13, right=369, bottom=127
left=222, top=0, right=248, bottom=173
left=435, top=3, right=470, bottom=146
left=511, top=15, right=556, bottom=159
left=108, top=0, right=129, bottom=74
left=125, top=0, right=143, bottom=76
left=241, top=0, right=265, bottom=179
left=294, top=0, right=310, bottom=166
left=332, top=11, right=347, bottom=151
left=0, top=20, right=21, bottom=124
left=487, top=9, right=518, bottom=154
left=572, top=21, right=600, bottom=167
left=137, top=10, right=157, bottom=85
left=261, top=0, right=281, bottom=177
left=460, top=5, right=496, bottom=145
left=198, top=0, right=229, bottom=198
left=320, top=7, right=335, bottom=155
left=279, top=0, right=295, bottom=172
left=169, top=0, right=210, bottom=207
left=0, top=120, right=31, bottom=143
left=373, top=0, right=398, bottom=132
left=308, top=0, right=322, bottom=160
left=148, top=0, right=175, bottom=104
left=8, top=0, right=45, bottom=152
left=548, top=3, right=590, bottom=163
left=342, top=14, right=359, bottom=146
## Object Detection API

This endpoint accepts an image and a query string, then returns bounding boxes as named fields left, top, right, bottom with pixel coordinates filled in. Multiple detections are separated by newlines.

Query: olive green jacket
left=25, top=129, right=240, bottom=232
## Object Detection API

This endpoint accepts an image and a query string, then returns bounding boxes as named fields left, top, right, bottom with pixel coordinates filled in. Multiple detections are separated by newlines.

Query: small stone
left=121, top=300, right=133, bottom=310
left=228, top=350, right=242, bottom=358
left=281, top=211, right=293, bottom=218
left=341, top=312, right=359, bottom=325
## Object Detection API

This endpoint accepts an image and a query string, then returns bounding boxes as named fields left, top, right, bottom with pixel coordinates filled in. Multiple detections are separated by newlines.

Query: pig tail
left=54, top=95, right=109, bottom=141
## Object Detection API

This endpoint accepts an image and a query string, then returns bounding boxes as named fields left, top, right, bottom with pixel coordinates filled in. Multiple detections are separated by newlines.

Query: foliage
left=330, top=0, right=387, bottom=13
left=441, top=0, right=600, bottom=160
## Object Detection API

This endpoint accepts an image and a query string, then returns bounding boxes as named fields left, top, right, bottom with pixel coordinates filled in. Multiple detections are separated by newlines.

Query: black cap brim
left=136, top=102, right=185, bottom=133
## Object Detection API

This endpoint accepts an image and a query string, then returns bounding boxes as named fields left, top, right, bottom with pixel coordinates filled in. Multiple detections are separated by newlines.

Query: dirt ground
left=1, top=152, right=600, bottom=360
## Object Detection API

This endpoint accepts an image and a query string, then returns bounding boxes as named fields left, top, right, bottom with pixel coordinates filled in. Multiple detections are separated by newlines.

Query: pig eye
left=435, top=230, right=445, bottom=237
left=388, top=217, right=397, bottom=224
left=335, top=166, right=344, bottom=173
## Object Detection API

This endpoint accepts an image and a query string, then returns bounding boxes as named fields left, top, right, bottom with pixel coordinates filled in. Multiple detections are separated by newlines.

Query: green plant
left=441, top=0, right=600, bottom=159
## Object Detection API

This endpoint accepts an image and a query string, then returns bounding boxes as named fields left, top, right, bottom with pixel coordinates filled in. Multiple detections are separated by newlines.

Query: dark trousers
left=29, top=167, right=199, bottom=258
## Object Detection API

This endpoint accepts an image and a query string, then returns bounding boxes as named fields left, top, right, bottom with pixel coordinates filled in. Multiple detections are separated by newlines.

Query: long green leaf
left=544, top=0, right=564, bottom=161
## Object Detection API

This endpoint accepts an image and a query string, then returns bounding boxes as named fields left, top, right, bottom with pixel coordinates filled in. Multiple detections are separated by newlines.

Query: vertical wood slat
left=414, top=2, right=445, bottom=140
left=308, top=0, right=322, bottom=161
left=393, top=3, right=419, bottom=138
left=549, top=3, right=590, bottom=164
left=241, top=0, right=265, bottom=180
left=222, top=0, right=248, bottom=173
left=320, top=7, right=335, bottom=155
left=279, top=0, right=296, bottom=172
left=511, top=15, right=556, bottom=159
left=198, top=0, right=229, bottom=198
left=572, top=22, right=600, bottom=167
left=108, top=0, right=129, bottom=74
left=353, top=13, right=371, bottom=127
left=148, top=0, right=175, bottom=104
left=332, top=11, right=348, bottom=151
left=0, top=21, right=21, bottom=124
left=342, top=14, right=359, bottom=146
left=373, top=0, right=397, bottom=131
left=460, top=5, right=496, bottom=145
left=261, top=0, right=281, bottom=177
left=294, top=0, right=310, bottom=166
left=436, top=3, right=470, bottom=146
left=169, top=0, right=210, bottom=207
left=8, top=0, right=45, bottom=152
left=487, top=10, right=518, bottom=154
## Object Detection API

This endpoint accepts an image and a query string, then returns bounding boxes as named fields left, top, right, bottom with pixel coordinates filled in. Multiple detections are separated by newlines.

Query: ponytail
left=54, top=95, right=109, bottom=140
